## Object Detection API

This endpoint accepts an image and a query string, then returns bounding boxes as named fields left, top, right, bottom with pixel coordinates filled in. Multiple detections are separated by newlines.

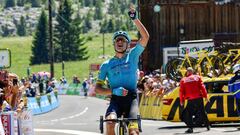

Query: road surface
left=33, top=95, right=240, bottom=135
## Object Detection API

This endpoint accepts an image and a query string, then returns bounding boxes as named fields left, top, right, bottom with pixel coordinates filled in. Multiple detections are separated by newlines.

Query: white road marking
left=62, top=122, right=87, bottom=126
left=36, top=107, right=88, bottom=123
left=35, top=129, right=101, bottom=135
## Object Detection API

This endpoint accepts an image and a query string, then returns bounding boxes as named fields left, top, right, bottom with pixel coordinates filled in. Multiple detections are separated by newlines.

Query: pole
left=62, top=61, right=65, bottom=77
left=49, top=0, right=54, bottom=79
left=102, top=32, right=105, bottom=58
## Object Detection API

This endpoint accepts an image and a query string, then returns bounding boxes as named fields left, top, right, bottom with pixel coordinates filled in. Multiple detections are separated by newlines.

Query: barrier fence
left=0, top=91, right=59, bottom=135
left=55, top=83, right=86, bottom=96
left=27, top=91, right=59, bottom=115
left=139, top=94, right=163, bottom=120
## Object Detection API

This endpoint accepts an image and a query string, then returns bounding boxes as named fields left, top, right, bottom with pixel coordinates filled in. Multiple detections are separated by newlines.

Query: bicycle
left=99, top=114, right=142, bottom=135
left=217, top=49, right=240, bottom=73
left=165, top=50, right=224, bottom=81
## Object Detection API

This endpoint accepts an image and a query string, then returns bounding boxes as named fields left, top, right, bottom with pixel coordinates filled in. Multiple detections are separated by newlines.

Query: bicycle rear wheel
left=200, top=56, right=224, bottom=77
left=165, top=58, right=183, bottom=81
left=167, top=57, right=197, bottom=81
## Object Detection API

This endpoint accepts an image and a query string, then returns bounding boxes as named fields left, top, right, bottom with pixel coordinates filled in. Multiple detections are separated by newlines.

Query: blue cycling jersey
left=98, top=43, right=144, bottom=93
left=228, top=74, right=240, bottom=99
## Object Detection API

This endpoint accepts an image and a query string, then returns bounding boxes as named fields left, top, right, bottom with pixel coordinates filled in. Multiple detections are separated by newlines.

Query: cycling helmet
left=112, top=31, right=131, bottom=43
left=233, top=64, right=240, bottom=74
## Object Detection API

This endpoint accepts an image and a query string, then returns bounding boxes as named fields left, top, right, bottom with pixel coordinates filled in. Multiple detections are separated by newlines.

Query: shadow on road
left=158, top=123, right=240, bottom=130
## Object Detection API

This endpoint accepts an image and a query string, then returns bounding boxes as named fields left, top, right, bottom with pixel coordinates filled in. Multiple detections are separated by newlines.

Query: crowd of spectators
left=137, top=69, right=178, bottom=102
left=21, top=72, right=57, bottom=97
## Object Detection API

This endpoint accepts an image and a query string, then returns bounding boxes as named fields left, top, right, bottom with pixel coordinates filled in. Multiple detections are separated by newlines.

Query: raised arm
left=128, top=4, right=149, bottom=47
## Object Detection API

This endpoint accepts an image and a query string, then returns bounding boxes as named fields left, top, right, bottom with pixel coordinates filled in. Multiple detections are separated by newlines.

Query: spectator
left=39, top=79, right=44, bottom=94
left=60, top=77, right=67, bottom=84
left=32, top=73, right=37, bottom=83
left=73, top=75, right=77, bottom=84
left=25, top=83, right=36, bottom=97
left=82, top=78, right=88, bottom=97
left=179, top=67, right=210, bottom=133
left=137, top=73, right=147, bottom=103
left=46, top=82, right=54, bottom=94
left=145, top=78, right=154, bottom=96
left=76, top=77, right=81, bottom=85
left=151, top=82, right=163, bottom=96
left=30, top=86, right=36, bottom=97
left=228, top=64, right=240, bottom=130
left=162, top=75, right=176, bottom=94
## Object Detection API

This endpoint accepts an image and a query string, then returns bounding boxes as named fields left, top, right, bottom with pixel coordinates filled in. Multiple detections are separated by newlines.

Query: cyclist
left=228, top=64, right=240, bottom=130
left=94, top=5, right=149, bottom=135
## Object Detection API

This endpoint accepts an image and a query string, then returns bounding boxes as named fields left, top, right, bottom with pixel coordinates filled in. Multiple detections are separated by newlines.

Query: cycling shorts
left=105, top=93, right=139, bottom=119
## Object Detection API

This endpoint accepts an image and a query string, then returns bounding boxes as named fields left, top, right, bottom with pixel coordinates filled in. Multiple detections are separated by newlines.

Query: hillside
left=0, top=32, right=138, bottom=82
left=0, top=0, right=137, bottom=36
left=0, top=0, right=139, bottom=82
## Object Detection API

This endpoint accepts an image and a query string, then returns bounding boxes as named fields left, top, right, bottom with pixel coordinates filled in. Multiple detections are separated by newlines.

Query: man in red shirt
left=179, top=67, right=210, bottom=133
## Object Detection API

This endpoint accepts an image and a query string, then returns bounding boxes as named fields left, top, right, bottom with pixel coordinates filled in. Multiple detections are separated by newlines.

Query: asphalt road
left=33, top=95, right=240, bottom=135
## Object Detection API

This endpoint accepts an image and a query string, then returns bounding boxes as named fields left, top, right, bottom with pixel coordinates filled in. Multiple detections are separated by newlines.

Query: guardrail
left=139, top=94, right=163, bottom=120
left=27, top=91, right=59, bottom=115
left=55, top=83, right=83, bottom=95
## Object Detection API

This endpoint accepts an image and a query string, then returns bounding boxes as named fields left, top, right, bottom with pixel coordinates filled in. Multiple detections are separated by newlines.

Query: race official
left=179, top=67, right=210, bottom=133
left=228, top=64, right=240, bottom=130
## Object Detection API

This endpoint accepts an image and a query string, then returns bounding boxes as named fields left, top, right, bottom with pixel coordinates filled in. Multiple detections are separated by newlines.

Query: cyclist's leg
left=106, top=112, right=117, bottom=135
left=128, top=98, right=139, bottom=135
left=105, top=99, right=119, bottom=135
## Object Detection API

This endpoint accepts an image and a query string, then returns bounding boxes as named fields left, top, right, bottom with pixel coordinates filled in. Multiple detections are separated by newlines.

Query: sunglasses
left=114, top=37, right=128, bottom=43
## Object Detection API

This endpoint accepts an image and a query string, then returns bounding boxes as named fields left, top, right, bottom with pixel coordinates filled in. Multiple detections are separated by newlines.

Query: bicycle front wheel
left=115, top=123, right=128, bottom=135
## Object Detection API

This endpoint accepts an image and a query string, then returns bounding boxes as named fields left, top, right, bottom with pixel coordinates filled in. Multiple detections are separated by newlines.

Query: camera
left=13, top=78, right=18, bottom=86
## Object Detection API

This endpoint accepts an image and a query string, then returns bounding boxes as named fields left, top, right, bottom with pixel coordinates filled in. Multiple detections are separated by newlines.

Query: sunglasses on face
left=114, top=37, right=128, bottom=43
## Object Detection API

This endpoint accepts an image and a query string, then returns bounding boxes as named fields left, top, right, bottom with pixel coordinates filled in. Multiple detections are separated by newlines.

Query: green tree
left=17, top=0, right=25, bottom=6
left=84, top=0, right=92, bottom=7
left=5, top=0, right=15, bottom=8
left=119, top=0, right=128, bottom=14
left=31, top=0, right=41, bottom=7
left=1, top=25, right=11, bottom=37
left=17, top=16, right=27, bottom=36
left=107, top=18, right=115, bottom=33
left=71, top=17, right=89, bottom=60
left=100, top=18, right=108, bottom=33
left=30, top=10, right=49, bottom=65
left=0, top=1, right=4, bottom=7
left=94, top=0, right=103, bottom=20
left=108, top=0, right=120, bottom=15
left=54, top=0, right=88, bottom=62
left=131, top=0, right=137, bottom=4
left=82, top=11, right=92, bottom=33
left=41, top=0, right=47, bottom=4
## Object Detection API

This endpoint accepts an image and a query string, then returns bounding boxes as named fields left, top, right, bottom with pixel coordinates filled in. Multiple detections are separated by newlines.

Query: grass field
left=0, top=32, right=138, bottom=82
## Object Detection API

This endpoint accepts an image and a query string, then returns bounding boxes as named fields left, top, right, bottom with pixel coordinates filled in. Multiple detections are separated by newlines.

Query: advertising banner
left=55, top=83, right=68, bottom=95
left=19, top=110, right=34, bottom=135
left=50, top=91, right=59, bottom=109
left=27, top=97, right=41, bottom=115
left=1, top=111, right=18, bottom=135
left=0, top=116, right=5, bottom=135
left=40, top=95, right=51, bottom=113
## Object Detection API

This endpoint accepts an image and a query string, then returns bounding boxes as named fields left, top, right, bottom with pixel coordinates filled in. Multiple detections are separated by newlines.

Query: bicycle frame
left=178, top=50, right=218, bottom=77
left=178, top=53, right=194, bottom=77
left=220, top=49, right=239, bottom=64
left=99, top=115, right=142, bottom=135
